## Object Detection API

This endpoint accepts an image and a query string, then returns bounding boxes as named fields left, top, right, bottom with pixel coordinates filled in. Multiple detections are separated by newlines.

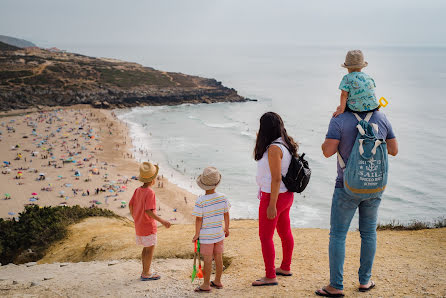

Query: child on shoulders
left=334, top=50, right=380, bottom=117
left=192, top=167, right=230, bottom=292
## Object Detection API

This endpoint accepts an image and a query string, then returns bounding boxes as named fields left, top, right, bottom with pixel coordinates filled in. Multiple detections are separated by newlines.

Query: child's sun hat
left=138, top=161, right=159, bottom=183
left=196, top=167, right=221, bottom=190
left=342, top=50, right=368, bottom=69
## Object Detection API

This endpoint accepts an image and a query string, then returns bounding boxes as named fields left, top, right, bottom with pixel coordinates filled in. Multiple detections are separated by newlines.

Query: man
left=316, top=110, right=398, bottom=297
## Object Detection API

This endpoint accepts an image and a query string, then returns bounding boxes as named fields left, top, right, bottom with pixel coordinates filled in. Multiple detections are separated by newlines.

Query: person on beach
left=129, top=162, right=171, bottom=281
left=333, top=50, right=379, bottom=117
left=192, top=167, right=230, bottom=292
left=252, top=112, right=298, bottom=286
left=316, top=98, right=398, bottom=296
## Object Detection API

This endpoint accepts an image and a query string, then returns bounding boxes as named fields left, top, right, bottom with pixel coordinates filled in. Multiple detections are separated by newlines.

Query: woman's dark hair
left=253, top=112, right=298, bottom=161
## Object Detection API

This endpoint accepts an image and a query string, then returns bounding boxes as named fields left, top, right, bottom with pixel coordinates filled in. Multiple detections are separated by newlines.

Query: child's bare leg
left=142, top=246, right=155, bottom=276
left=213, top=253, right=224, bottom=287
left=200, top=255, right=213, bottom=290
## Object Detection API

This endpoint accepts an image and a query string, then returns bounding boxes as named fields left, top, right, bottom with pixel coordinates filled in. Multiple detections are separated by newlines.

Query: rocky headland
left=0, top=41, right=253, bottom=111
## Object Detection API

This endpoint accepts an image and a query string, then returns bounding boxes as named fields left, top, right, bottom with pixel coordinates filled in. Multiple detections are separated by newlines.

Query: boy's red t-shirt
left=129, top=186, right=157, bottom=236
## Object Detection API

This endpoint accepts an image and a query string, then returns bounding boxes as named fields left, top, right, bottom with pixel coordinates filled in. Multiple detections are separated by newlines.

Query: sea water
left=99, top=43, right=446, bottom=228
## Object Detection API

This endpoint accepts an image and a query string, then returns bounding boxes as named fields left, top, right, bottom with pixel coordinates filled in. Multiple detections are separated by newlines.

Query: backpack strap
left=353, top=112, right=373, bottom=123
left=337, top=152, right=346, bottom=169
left=354, top=112, right=378, bottom=134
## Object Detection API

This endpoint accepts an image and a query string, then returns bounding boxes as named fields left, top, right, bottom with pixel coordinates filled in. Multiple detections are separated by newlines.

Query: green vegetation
left=0, top=70, right=33, bottom=80
left=0, top=205, right=119, bottom=264
left=97, top=67, right=175, bottom=88
left=377, top=218, right=446, bottom=231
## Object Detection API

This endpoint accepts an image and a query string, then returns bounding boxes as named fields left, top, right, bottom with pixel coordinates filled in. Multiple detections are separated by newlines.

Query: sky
left=1, top=0, right=446, bottom=48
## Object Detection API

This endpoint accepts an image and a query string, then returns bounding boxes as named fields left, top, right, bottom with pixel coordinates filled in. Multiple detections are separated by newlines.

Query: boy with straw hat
left=192, top=167, right=230, bottom=292
left=129, top=162, right=171, bottom=281
left=333, top=50, right=380, bottom=117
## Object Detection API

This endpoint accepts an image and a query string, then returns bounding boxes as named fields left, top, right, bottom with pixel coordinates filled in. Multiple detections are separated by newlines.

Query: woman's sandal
left=252, top=279, right=278, bottom=286
left=358, top=281, right=375, bottom=292
left=210, top=281, right=223, bottom=289
left=275, top=269, right=293, bottom=276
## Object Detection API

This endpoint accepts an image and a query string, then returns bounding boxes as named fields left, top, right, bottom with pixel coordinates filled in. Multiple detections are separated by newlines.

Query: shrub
left=377, top=217, right=446, bottom=231
left=0, top=205, right=118, bottom=264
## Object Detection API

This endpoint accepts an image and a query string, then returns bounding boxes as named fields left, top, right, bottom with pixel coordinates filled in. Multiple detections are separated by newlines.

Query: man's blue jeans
left=329, top=187, right=381, bottom=290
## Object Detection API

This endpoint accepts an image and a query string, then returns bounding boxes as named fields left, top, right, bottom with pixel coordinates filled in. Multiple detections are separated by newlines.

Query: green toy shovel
left=191, top=240, right=198, bottom=282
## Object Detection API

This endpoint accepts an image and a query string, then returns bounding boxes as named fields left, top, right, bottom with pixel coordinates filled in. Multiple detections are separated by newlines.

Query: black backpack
left=272, top=142, right=311, bottom=193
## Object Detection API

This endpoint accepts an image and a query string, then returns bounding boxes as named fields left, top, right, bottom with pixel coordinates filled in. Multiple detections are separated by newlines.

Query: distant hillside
left=0, top=41, right=20, bottom=51
left=0, top=35, right=36, bottom=48
left=0, top=46, right=252, bottom=110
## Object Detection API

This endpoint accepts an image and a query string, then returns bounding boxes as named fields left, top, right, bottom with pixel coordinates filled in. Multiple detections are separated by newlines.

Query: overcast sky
left=1, top=0, right=446, bottom=47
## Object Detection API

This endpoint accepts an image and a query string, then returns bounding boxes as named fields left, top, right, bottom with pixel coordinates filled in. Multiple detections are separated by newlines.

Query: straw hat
left=341, top=50, right=368, bottom=69
left=138, top=162, right=159, bottom=183
left=196, top=167, right=221, bottom=190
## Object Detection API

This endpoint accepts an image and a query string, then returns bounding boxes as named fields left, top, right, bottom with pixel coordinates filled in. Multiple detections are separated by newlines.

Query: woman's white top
left=256, top=137, right=292, bottom=193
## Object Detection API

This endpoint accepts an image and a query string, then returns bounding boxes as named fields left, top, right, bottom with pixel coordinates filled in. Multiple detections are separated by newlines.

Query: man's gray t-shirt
left=325, top=111, right=396, bottom=188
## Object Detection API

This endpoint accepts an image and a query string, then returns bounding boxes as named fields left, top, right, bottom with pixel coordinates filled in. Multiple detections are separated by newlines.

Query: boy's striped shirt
left=192, top=192, right=230, bottom=244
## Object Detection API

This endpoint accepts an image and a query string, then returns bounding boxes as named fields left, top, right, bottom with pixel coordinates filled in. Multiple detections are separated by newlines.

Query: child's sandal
left=140, top=273, right=161, bottom=281
left=210, top=281, right=223, bottom=289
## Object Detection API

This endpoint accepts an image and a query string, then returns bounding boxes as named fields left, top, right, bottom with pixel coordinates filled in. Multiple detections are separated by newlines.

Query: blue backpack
left=338, top=112, right=388, bottom=199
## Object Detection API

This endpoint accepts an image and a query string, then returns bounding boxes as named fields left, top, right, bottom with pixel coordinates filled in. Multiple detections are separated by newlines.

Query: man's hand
left=192, top=234, right=199, bottom=242
left=333, top=105, right=345, bottom=117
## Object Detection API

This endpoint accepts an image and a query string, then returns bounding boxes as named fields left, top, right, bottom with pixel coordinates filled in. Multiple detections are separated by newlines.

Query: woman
left=252, top=112, right=298, bottom=286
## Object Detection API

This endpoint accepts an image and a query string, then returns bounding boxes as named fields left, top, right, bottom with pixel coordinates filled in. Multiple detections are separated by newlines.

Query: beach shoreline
left=0, top=105, right=196, bottom=224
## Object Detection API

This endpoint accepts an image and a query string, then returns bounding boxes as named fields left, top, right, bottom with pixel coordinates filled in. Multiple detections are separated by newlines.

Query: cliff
left=0, top=46, right=252, bottom=111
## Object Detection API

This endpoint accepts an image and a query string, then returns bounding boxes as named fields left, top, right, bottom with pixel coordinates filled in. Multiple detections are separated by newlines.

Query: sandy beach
left=0, top=105, right=195, bottom=224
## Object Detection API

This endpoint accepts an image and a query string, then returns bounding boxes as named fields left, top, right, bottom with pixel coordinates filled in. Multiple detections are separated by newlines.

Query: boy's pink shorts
left=200, top=240, right=224, bottom=256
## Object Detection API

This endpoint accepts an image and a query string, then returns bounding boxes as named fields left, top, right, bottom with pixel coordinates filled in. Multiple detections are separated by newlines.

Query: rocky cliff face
left=0, top=47, right=252, bottom=111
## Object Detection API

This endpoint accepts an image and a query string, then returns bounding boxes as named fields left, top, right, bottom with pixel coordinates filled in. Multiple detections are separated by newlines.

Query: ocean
left=65, top=42, right=446, bottom=228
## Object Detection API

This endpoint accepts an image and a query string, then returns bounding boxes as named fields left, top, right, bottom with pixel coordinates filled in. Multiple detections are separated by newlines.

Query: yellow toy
left=379, top=97, right=388, bottom=108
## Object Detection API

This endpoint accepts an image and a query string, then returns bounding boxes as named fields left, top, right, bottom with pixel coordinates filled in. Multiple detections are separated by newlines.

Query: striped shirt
left=192, top=192, right=230, bottom=244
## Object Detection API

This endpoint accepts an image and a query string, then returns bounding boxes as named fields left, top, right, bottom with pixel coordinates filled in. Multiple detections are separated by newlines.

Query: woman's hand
left=267, top=204, right=277, bottom=219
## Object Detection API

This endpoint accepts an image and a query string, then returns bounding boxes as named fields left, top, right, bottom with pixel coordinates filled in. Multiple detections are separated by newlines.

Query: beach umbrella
left=29, top=198, right=37, bottom=202
left=121, top=201, right=126, bottom=205
left=31, top=192, right=37, bottom=196
left=59, top=190, right=65, bottom=195
left=39, top=173, right=45, bottom=176
left=3, top=161, right=9, bottom=165
left=8, top=212, right=15, bottom=216
left=109, top=189, right=114, bottom=193
left=121, top=185, right=127, bottom=189
left=95, top=201, right=102, bottom=205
